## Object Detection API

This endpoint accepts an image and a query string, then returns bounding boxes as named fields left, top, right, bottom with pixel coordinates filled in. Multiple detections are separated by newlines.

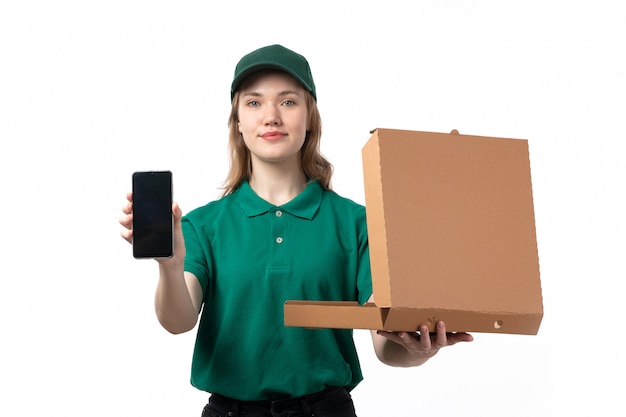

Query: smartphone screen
left=132, top=171, right=173, bottom=259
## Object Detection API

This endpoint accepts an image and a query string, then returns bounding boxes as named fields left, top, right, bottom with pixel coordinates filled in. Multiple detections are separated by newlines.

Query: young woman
left=120, top=44, right=473, bottom=417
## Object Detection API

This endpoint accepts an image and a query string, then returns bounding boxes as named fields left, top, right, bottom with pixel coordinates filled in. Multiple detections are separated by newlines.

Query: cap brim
left=230, top=63, right=315, bottom=100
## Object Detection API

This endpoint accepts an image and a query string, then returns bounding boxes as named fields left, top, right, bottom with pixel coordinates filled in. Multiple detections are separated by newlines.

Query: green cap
left=231, top=44, right=316, bottom=101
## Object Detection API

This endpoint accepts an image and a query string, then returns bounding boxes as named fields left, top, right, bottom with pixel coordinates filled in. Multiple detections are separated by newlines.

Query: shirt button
left=275, top=237, right=283, bottom=244
left=275, top=210, right=283, bottom=217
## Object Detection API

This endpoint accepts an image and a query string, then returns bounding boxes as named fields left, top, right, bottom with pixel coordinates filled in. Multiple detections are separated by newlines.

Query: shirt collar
left=235, top=180, right=323, bottom=220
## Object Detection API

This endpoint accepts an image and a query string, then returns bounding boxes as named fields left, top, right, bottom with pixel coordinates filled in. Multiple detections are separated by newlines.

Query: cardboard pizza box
left=284, top=128, right=543, bottom=335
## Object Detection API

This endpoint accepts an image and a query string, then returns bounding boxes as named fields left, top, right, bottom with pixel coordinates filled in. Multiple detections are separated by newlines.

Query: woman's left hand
left=374, top=321, right=473, bottom=366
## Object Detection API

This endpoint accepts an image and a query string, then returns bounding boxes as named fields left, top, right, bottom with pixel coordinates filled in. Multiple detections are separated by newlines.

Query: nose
left=263, top=104, right=281, bottom=126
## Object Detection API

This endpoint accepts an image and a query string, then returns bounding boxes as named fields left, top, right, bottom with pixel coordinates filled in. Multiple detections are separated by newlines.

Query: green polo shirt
left=181, top=180, right=372, bottom=401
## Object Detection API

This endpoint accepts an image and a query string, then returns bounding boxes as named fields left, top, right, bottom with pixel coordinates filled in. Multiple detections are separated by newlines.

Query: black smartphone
left=132, top=171, right=173, bottom=259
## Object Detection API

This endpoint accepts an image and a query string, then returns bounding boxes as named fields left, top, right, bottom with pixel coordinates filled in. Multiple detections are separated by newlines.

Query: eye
left=282, top=99, right=296, bottom=106
left=246, top=100, right=260, bottom=107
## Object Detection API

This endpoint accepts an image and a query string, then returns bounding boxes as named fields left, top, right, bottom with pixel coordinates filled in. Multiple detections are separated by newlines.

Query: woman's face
left=237, top=71, right=309, bottom=169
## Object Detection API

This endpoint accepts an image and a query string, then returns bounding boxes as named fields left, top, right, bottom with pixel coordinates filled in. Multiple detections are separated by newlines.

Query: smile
left=261, top=131, right=286, bottom=141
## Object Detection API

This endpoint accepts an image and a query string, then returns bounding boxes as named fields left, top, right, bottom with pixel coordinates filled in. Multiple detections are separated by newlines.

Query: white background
left=1, top=1, right=624, bottom=416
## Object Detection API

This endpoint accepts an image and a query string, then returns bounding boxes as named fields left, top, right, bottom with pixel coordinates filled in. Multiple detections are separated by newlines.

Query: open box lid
left=364, top=128, right=542, bottom=315
left=284, top=128, right=543, bottom=335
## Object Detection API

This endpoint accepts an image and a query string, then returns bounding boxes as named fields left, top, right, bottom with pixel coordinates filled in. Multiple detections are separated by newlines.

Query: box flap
left=284, top=301, right=388, bottom=329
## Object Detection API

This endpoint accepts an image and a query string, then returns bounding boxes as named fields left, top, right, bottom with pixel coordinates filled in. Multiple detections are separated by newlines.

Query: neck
left=249, top=162, right=308, bottom=206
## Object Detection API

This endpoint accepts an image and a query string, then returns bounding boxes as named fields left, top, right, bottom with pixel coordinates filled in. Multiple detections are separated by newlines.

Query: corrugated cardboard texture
left=363, top=128, right=542, bottom=319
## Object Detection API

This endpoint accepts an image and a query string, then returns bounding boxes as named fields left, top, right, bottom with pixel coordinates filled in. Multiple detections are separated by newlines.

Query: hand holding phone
left=131, top=171, right=174, bottom=259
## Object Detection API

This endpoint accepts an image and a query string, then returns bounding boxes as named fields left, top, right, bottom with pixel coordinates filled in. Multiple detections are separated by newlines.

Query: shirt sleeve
left=356, top=207, right=373, bottom=305
left=181, top=215, right=210, bottom=297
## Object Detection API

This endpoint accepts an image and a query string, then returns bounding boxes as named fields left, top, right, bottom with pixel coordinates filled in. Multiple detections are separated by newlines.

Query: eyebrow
left=241, top=90, right=303, bottom=98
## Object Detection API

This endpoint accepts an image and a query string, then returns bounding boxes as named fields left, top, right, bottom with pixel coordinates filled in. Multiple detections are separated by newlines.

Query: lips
left=261, top=131, right=286, bottom=141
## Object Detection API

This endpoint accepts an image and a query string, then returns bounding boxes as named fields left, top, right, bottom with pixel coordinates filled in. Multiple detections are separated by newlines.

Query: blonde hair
left=221, top=88, right=333, bottom=196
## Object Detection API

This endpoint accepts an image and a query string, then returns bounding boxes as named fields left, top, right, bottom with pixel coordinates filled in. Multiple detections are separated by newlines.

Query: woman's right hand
left=119, top=192, right=186, bottom=264
left=121, top=192, right=199, bottom=332
left=119, top=192, right=135, bottom=244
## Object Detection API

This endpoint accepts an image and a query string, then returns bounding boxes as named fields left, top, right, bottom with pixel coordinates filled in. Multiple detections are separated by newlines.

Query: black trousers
left=201, top=386, right=358, bottom=417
